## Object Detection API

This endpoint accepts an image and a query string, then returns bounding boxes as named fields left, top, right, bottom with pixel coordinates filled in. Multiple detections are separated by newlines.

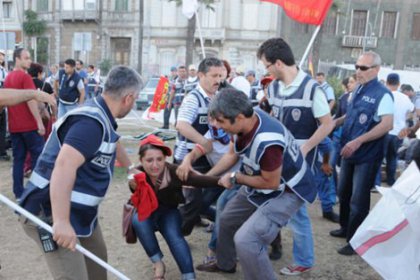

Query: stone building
left=1, top=0, right=419, bottom=77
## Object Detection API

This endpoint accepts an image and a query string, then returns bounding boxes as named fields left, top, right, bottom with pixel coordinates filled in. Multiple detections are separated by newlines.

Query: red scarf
left=130, top=172, right=158, bottom=221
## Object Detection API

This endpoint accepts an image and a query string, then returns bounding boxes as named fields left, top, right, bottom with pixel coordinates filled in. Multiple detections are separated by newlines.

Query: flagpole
left=194, top=11, right=206, bottom=59
left=298, top=25, right=321, bottom=69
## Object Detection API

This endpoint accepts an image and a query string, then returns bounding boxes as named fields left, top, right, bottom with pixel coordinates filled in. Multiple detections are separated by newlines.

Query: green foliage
left=99, top=59, right=113, bottom=76
left=23, top=10, right=47, bottom=36
left=36, top=37, right=49, bottom=64
left=327, top=76, right=345, bottom=100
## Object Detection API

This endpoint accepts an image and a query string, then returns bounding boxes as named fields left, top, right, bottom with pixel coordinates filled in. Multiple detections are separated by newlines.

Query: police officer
left=184, top=64, right=199, bottom=94
left=167, top=65, right=188, bottom=123
left=86, top=64, right=99, bottom=100
left=331, top=51, right=393, bottom=255
left=19, top=66, right=142, bottom=280
left=57, top=59, right=85, bottom=118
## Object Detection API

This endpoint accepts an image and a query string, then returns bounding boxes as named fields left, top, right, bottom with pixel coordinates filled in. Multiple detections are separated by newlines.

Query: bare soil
left=0, top=115, right=382, bottom=280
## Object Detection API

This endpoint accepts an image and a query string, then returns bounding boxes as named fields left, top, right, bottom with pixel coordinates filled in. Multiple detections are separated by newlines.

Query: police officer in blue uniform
left=57, top=59, right=86, bottom=118
left=196, top=89, right=316, bottom=280
left=331, top=51, right=394, bottom=255
left=19, top=66, right=143, bottom=280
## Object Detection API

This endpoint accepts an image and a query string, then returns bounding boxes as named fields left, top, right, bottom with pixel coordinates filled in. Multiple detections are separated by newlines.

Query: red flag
left=149, top=76, right=169, bottom=113
left=261, top=0, right=333, bottom=26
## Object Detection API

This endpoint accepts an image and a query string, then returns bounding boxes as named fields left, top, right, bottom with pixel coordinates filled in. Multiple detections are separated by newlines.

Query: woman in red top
left=129, top=135, right=223, bottom=280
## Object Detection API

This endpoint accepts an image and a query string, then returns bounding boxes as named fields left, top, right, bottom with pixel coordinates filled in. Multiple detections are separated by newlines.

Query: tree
left=22, top=10, right=47, bottom=63
left=169, top=0, right=214, bottom=67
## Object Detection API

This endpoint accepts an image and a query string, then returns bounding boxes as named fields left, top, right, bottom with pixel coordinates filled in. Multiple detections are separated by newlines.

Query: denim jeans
left=288, top=205, right=314, bottom=267
left=58, top=102, right=78, bottom=119
left=208, top=185, right=240, bottom=251
left=131, top=206, right=195, bottom=280
left=11, top=131, right=44, bottom=199
left=315, top=172, right=336, bottom=212
left=375, top=134, right=402, bottom=186
left=329, top=135, right=342, bottom=191
left=338, top=158, right=381, bottom=242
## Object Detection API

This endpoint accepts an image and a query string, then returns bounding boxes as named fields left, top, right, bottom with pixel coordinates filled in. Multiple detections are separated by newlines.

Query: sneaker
left=196, top=261, right=236, bottom=273
left=280, top=265, right=312, bottom=276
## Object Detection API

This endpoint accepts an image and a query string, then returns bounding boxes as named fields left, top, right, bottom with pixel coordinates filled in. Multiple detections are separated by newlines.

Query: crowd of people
left=0, top=35, right=419, bottom=280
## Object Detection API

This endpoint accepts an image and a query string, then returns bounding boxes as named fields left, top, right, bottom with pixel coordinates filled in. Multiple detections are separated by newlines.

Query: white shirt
left=389, top=90, right=414, bottom=135
left=231, top=76, right=251, bottom=98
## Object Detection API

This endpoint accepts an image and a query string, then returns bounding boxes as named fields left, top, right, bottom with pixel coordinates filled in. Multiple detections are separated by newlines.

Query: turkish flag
left=261, top=0, right=333, bottom=26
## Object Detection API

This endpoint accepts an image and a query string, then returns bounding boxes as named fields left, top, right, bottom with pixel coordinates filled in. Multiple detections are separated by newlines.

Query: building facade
left=1, top=0, right=419, bottom=76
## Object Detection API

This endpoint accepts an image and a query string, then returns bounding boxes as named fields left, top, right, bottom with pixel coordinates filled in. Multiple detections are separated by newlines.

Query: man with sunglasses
left=330, top=51, right=394, bottom=255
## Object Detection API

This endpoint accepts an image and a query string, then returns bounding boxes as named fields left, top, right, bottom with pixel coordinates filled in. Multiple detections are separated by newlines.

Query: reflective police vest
left=59, top=70, right=82, bottom=104
left=234, top=109, right=316, bottom=206
left=20, top=98, right=120, bottom=237
left=87, top=74, right=97, bottom=92
left=250, top=80, right=261, bottom=101
left=175, top=89, right=210, bottom=168
left=184, top=76, right=199, bottom=94
left=341, top=78, right=392, bottom=163
left=268, top=75, right=321, bottom=168
left=173, top=78, right=186, bottom=105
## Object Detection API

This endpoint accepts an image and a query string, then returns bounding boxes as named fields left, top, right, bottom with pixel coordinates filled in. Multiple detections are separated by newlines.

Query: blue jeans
left=132, top=206, right=195, bottom=280
left=288, top=205, right=314, bottom=267
left=208, top=185, right=240, bottom=251
left=338, top=159, right=381, bottom=242
left=11, top=131, right=44, bottom=199
left=329, top=135, right=342, bottom=191
left=316, top=172, right=336, bottom=212
left=375, top=134, right=402, bottom=186
left=58, top=102, right=78, bottom=118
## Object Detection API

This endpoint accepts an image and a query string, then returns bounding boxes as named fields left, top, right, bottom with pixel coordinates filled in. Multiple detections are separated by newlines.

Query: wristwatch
left=229, top=171, right=237, bottom=185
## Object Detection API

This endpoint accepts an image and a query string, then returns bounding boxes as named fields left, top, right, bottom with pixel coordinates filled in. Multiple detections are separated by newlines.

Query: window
left=37, top=0, right=48, bottom=12
left=323, top=13, right=337, bottom=35
left=115, top=0, right=128, bottom=12
left=3, top=1, right=12, bottom=18
left=381, top=11, right=397, bottom=38
left=73, top=33, right=92, bottom=52
left=412, top=13, right=420, bottom=40
left=351, top=10, right=368, bottom=36
left=86, top=0, right=96, bottom=10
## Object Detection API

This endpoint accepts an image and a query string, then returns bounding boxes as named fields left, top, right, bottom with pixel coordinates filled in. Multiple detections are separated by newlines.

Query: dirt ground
left=0, top=114, right=382, bottom=280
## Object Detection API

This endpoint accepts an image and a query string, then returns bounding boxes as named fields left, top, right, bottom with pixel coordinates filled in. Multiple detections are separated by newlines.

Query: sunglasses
left=355, top=64, right=377, bottom=71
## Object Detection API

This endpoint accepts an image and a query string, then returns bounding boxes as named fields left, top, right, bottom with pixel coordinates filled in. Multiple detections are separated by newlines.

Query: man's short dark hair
left=316, top=72, right=325, bottom=77
left=178, top=65, right=186, bottom=70
left=13, top=48, right=25, bottom=63
left=257, top=38, right=295, bottom=66
left=76, top=59, right=83, bottom=65
left=65, top=59, right=76, bottom=67
left=209, top=88, right=253, bottom=124
left=198, top=57, right=223, bottom=74
left=88, top=64, right=95, bottom=70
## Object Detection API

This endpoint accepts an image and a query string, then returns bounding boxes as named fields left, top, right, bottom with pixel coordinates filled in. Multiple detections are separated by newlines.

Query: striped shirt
left=174, top=84, right=212, bottom=161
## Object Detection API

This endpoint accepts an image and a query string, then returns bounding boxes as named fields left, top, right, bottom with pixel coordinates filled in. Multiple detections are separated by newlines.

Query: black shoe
left=160, top=126, right=169, bottom=129
left=196, top=261, right=236, bottom=273
left=330, top=228, right=346, bottom=238
left=0, top=154, right=10, bottom=161
left=269, top=245, right=283, bottom=260
left=323, top=211, right=339, bottom=223
left=337, top=244, right=356, bottom=256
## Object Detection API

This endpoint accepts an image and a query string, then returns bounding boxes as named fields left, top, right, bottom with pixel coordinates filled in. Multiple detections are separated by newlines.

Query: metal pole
left=299, top=25, right=321, bottom=69
left=194, top=11, right=206, bottom=59
left=0, top=194, right=131, bottom=280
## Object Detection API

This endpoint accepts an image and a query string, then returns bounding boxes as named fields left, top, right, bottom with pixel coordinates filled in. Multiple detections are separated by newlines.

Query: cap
left=0, top=50, right=5, bottom=55
left=139, top=134, right=172, bottom=156
left=188, top=64, right=197, bottom=71
left=245, top=70, right=256, bottom=77
left=261, top=76, right=274, bottom=87
left=386, top=73, right=400, bottom=84
left=170, top=66, right=177, bottom=72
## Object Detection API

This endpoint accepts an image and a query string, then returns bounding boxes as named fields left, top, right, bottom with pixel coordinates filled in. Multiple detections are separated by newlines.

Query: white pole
left=194, top=11, right=206, bottom=59
left=0, top=194, right=131, bottom=280
left=299, top=25, right=321, bottom=69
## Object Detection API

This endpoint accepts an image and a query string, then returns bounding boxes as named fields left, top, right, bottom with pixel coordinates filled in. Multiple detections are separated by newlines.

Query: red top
left=4, top=70, right=38, bottom=133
